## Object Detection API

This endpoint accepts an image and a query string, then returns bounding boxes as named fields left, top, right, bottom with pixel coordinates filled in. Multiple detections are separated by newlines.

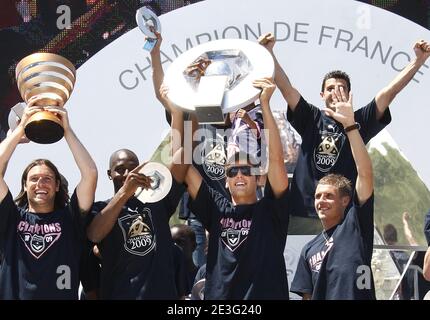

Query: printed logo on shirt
left=118, top=208, right=156, bottom=256
left=308, top=236, right=334, bottom=273
left=314, top=130, right=345, bottom=172
left=220, top=217, right=251, bottom=252
left=17, top=221, right=62, bottom=259
left=201, top=137, right=226, bottom=181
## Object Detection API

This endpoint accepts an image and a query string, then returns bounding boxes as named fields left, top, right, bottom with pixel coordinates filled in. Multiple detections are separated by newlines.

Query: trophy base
left=25, top=112, right=64, bottom=144
left=195, top=105, right=225, bottom=124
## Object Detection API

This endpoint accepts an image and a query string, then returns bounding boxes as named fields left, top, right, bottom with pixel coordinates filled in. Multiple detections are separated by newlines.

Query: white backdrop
left=6, top=0, right=430, bottom=200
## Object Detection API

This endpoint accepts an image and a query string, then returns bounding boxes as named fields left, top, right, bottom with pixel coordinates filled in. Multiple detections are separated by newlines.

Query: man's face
left=25, top=165, right=59, bottom=211
left=108, top=151, right=139, bottom=192
left=226, top=161, right=257, bottom=202
left=314, top=184, right=349, bottom=224
left=320, top=78, right=350, bottom=111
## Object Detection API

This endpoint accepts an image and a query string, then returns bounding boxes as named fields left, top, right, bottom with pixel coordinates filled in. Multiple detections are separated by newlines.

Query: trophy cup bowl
left=15, top=52, right=76, bottom=144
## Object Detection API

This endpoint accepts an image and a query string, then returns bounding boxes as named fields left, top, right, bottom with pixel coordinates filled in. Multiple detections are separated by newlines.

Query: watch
left=344, top=122, right=361, bottom=133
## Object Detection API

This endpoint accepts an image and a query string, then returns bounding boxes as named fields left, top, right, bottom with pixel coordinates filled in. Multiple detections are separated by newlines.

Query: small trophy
left=136, top=6, right=161, bottom=52
left=134, top=162, right=172, bottom=203
left=15, top=52, right=76, bottom=144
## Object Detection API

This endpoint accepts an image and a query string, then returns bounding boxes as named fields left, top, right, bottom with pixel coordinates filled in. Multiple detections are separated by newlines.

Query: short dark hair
left=171, top=224, right=196, bottom=248
left=383, top=224, right=398, bottom=244
left=317, top=174, right=352, bottom=199
left=225, top=151, right=259, bottom=167
left=321, top=70, right=351, bottom=92
left=15, top=159, right=69, bottom=210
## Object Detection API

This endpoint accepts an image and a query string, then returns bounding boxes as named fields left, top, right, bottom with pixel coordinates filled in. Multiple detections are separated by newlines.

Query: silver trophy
left=136, top=6, right=161, bottom=52
left=164, top=39, right=274, bottom=124
left=134, top=162, right=172, bottom=203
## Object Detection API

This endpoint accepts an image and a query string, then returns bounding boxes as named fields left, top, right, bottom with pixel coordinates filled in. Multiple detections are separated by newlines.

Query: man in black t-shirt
left=149, top=30, right=228, bottom=273
left=86, top=104, right=189, bottom=299
left=259, top=33, right=430, bottom=225
left=184, top=78, right=290, bottom=300
left=291, top=85, right=376, bottom=300
left=0, top=105, right=97, bottom=299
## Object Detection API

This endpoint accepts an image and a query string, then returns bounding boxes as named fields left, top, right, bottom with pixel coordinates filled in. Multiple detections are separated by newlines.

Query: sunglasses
left=226, top=165, right=254, bottom=178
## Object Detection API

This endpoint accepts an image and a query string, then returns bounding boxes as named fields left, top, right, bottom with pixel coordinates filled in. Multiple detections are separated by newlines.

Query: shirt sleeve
left=0, top=191, right=19, bottom=250
left=188, top=181, right=229, bottom=230
left=355, top=99, right=392, bottom=143
left=290, top=246, right=314, bottom=297
left=79, top=240, right=101, bottom=294
left=163, top=177, right=186, bottom=218
left=349, top=192, right=375, bottom=259
left=287, top=96, right=320, bottom=136
left=68, top=188, right=88, bottom=241
left=263, top=180, right=289, bottom=233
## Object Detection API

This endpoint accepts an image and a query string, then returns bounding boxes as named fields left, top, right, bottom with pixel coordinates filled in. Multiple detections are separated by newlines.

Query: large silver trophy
left=134, top=162, right=172, bottom=204
left=164, top=39, right=274, bottom=124
left=15, top=52, right=76, bottom=144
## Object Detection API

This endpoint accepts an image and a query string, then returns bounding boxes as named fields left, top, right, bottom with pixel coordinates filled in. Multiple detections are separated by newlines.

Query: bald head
left=108, top=149, right=139, bottom=193
left=109, top=149, right=139, bottom=169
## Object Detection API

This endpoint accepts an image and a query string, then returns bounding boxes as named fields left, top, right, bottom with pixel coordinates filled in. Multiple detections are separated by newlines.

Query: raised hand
left=43, top=106, right=71, bottom=131
left=323, top=86, right=355, bottom=128
left=121, top=162, right=153, bottom=197
left=184, top=57, right=212, bottom=79
left=258, top=32, right=275, bottom=52
left=236, top=108, right=251, bottom=121
left=150, top=31, right=162, bottom=54
left=414, top=39, right=430, bottom=62
left=252, top=77, right=276, bottom=106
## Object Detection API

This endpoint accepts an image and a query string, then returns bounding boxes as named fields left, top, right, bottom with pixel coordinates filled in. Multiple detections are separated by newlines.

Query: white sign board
left=6, top=0, right=430, bottom=201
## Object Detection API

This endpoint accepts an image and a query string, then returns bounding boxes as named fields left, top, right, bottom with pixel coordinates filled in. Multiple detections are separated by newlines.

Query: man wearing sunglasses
left=184, top=77, right=290, bottom=300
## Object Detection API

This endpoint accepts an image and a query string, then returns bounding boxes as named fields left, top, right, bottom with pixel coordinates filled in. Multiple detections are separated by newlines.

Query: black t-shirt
left=0, top=189, right=84, bottom=299
left=79, top=239, right=101, bottom=297
left=287, top=97, right=390, bottom=217
left=172, top=243, right=191, bottom=297
left=179, top=124, right=230, bottom=221
left=291, top=194, right=375, bottom=300
left=188, top=181, right=289, bottom=300
left=92, top=179, right=184, bottom=299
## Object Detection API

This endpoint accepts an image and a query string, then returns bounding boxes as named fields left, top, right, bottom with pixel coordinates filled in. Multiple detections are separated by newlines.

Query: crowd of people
left=0, top=28, right=430, bottom=300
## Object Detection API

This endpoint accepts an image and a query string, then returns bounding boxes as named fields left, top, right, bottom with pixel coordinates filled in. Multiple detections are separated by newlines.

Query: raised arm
left=150, top=31, right=173, bottom=112
left=258, top=33, right=301, bottom=111
left=375, top=40, right=430, bottom=119
left=184, top=166, right=203, bottom=200
left=324, top=87, right=373, bottom=204
left=253, top=78, right=289, bottom=198
left=87, top=162, right=151, bottom=243
left=402, top=212, right=418, bottom=246
left=44, top=106, right=98, bottom=212
left=0, top=106, right=42, bottom=201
